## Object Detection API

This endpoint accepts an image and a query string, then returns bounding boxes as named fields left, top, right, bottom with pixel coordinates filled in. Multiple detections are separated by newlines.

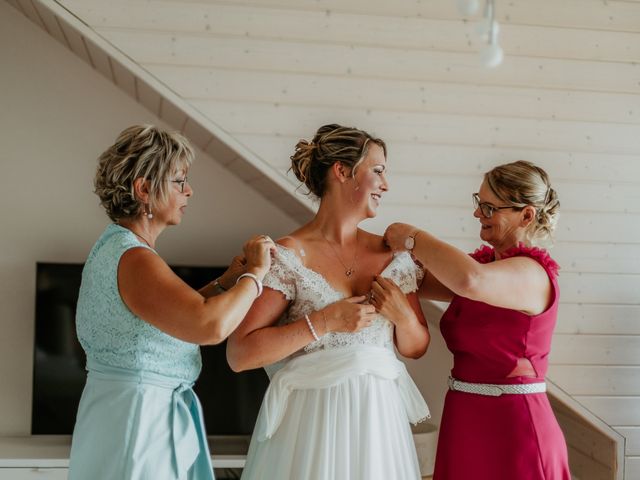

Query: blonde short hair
left=94, top=124, right=194, bottom=221
left=485, top=160, right=560, bottom=245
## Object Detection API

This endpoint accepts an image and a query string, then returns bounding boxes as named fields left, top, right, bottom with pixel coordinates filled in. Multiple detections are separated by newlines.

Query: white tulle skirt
left=241, top=346, right=428, bottom=480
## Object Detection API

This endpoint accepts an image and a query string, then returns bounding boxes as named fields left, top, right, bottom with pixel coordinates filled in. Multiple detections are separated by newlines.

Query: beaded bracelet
left=236, top=272, right=263, bottom=297
left=304, top=313, right=320, bottom=342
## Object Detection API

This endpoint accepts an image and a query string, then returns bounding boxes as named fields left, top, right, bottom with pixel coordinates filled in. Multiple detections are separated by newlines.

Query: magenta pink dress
left=433, top=244, right=571, bottom=480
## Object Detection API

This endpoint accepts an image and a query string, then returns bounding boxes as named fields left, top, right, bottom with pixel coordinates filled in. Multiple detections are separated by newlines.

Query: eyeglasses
left=472, top=193, right=518, bottom=219
left=171, top=177, right=188, bottom=193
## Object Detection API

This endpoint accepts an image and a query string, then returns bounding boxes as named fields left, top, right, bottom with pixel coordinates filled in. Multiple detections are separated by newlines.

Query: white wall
left=6, top=0, right=640, bottom=475
left=48, top=0, right=640, bottom=476
left=0, top=2, right=297, bottom=435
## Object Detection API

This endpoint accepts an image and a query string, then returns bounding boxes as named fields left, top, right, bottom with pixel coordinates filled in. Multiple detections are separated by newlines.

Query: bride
left=227, top=124, right=430, bottom=480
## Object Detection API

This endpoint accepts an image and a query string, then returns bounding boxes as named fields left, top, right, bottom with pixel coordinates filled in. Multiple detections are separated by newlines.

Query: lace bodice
left=262, top=244, right=424, bottom=377
left=76, top=224, right=201, bottom=381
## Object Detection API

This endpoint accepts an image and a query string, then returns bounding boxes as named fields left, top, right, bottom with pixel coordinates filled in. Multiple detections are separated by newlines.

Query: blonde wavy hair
left=94, top=124, right=194, bottom=221
left=289, top=123, right=386, bottom=198
left=484, top=160, right=560, bottom=246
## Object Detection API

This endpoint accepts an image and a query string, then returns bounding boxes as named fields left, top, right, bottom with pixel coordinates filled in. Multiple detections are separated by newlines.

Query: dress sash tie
left=257, top=345, right=430, bottom=441
left=86, top=359, right=211, bottom=479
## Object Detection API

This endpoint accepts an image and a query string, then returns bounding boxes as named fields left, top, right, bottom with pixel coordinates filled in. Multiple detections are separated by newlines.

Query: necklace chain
left=134, top=232, right=153, bottom=248
left=321, top=230, right=358, bottom=278
left=117, top=222, right=153, bottom=248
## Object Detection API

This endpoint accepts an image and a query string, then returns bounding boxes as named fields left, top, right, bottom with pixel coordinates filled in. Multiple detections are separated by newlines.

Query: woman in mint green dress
left=68, top=124, right=275, bottom=480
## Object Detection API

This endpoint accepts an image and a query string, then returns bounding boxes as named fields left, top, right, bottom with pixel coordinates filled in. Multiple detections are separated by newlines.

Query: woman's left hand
left=384, top=223, right=418, bottom=252
left=217, top=255, right=247, bottom=290
left=370, top=275, right=416, bottom=327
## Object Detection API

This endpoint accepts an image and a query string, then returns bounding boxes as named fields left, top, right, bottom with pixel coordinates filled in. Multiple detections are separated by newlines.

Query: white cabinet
left=0, top=436, right=246, bottom=480
left=0, top=469, right=68, bottom=479
left=0, top=436, right=68, bottom=480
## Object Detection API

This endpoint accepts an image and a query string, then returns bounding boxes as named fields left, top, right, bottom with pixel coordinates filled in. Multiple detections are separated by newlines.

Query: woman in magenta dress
left=380, top=160, right=571, bottom=479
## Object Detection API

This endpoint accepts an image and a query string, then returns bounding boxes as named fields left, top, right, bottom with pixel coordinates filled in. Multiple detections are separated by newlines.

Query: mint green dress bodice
left=75, top=223, right=201, bottom=381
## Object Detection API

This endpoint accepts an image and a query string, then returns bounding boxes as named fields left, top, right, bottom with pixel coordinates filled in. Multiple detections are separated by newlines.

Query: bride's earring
left=145, top=204, right=153, bottom=220
left=350, top=180, right=361, bottom=204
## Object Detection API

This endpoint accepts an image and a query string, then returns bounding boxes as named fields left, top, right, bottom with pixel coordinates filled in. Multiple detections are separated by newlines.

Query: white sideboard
left=0, top=427, right=438, bottom=479
left=0, top=436, right=247, bottom=480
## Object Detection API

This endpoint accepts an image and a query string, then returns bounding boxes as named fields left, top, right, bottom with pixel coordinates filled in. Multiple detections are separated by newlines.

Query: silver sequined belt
left=448, top=376, right=546, bottom=397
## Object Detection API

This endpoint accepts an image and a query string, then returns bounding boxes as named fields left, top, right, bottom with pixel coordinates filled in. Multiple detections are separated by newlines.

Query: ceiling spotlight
left=456, top=0, right=480, bottom=16
left=480, top=43, right=504, bottom=68
left=480, top=2, right=503, bottom=68
left=457, top=0, right=504, bottom=68
left=476, top=17, right=499, bottom=41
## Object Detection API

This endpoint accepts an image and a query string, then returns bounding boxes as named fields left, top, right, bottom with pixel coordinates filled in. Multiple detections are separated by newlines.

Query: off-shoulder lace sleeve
left=414, top=258, right=425, bottom=286
left=262, top=245, right=297, bottom=300
left=501, top=243, right=560, bottom=278
left=383, top=252, right=422, bottom=294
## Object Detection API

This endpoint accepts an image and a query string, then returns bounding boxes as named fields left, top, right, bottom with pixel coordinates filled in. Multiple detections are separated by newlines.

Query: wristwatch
left=404, top=231, right=419, bottom=251
left=212, top=278, right=227, bottom=294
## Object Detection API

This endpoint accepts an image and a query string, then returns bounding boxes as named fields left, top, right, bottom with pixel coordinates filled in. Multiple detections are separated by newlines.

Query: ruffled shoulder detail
left=469, top=245, right=495, bottom=264
left=262, top=244, right=299, bottom=300
left=500, top=243, right=560, bottom=278
left=272, top=244, right=303, bottom=270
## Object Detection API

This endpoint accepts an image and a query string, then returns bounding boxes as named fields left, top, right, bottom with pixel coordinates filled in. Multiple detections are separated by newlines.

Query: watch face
left=404, top=236, right=415, bottom=250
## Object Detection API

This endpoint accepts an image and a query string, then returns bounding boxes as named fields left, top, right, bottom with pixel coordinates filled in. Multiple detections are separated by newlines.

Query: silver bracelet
left=304, top=313, right=320, bottom=342
left=236, top=272, right=263, bottom=297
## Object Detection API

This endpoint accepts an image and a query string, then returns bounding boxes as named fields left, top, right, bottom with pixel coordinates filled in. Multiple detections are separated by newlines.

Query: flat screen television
left=32, top=262, right=269, bottom=438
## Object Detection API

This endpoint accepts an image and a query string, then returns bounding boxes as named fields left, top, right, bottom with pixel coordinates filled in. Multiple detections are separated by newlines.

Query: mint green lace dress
left=68, top=224, right=214, bottom=480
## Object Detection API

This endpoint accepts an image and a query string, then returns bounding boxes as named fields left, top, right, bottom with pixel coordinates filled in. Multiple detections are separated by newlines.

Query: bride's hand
left=370, top=276, right=416, bottom=327
left=321, top=296, right=377, bottom=333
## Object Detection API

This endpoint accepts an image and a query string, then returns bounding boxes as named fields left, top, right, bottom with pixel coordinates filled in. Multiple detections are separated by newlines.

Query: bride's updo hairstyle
left=485, top=160, right=560, bottom=245
left=290, top=124, right=386, bottom=198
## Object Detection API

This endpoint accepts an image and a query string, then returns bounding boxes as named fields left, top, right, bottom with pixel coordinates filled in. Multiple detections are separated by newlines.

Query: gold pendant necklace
left=321, top=230, right=358, bottom=278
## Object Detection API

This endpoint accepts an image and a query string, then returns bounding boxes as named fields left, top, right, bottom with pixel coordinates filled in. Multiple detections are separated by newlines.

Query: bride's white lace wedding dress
left=241, top=245, right=430, bottom=480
